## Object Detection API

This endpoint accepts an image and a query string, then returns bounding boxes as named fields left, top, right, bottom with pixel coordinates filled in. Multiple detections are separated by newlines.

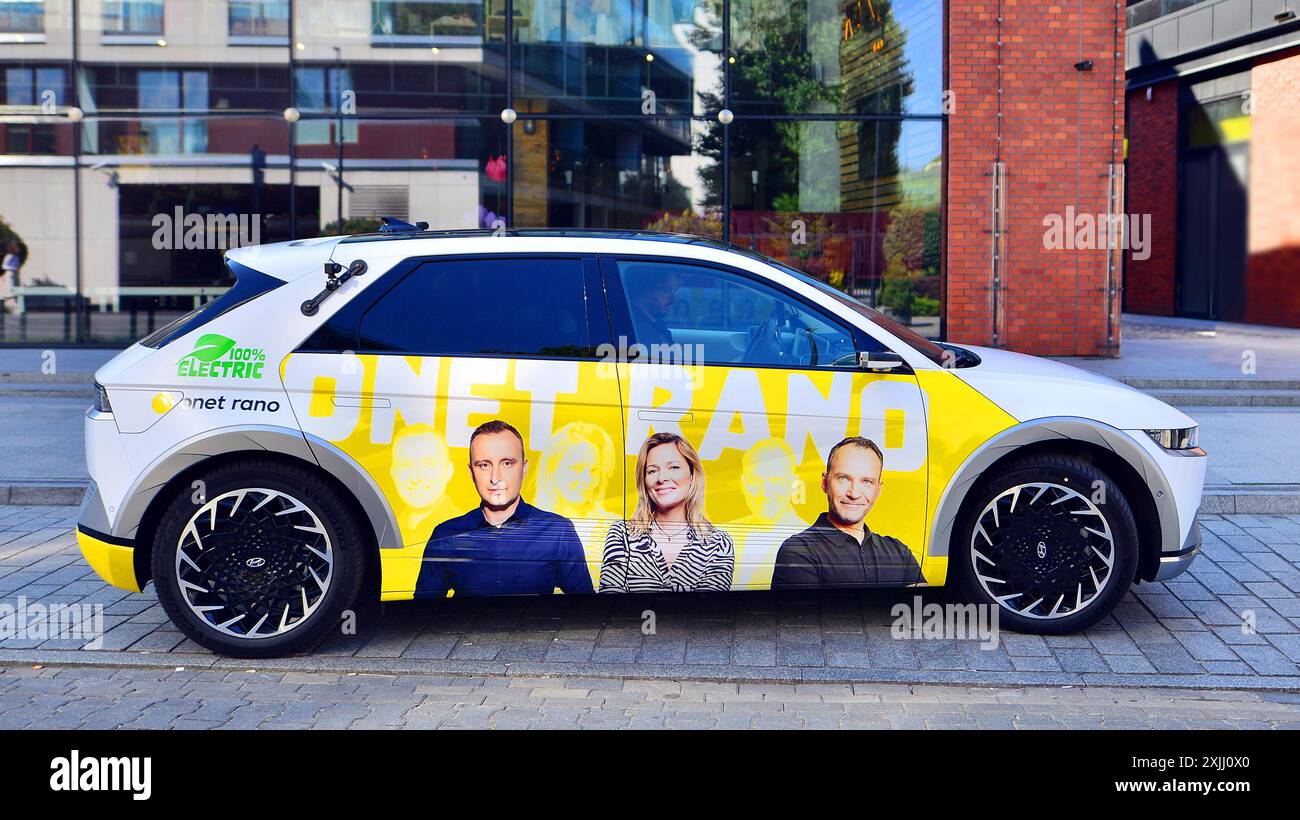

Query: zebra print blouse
left=599, top=520, right=735, bottom=593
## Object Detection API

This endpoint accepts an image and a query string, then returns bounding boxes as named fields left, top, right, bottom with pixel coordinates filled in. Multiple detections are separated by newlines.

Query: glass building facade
left=0, top=0, right=944, bottom=344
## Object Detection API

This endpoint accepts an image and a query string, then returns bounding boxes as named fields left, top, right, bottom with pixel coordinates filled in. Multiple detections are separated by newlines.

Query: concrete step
left=0, top=481, right=87, bottom=506
left=1146, top=389, right=1300, bottom=408
left=1201, top=485, right=1300, bottom=515
left=0, top=371, right=98, bottom=384
left=1122, top=377, right=1300, bottom=391
left=0, top=382, right=94, bottom=399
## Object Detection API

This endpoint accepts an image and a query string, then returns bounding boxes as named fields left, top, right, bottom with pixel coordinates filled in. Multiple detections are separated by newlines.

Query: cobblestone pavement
left=3, top=664, right=1299, bottom=729
left=3, top=506, right=1300, bottom=691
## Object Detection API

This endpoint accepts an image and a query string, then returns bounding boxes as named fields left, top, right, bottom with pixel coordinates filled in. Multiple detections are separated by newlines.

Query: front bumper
left=76, top=483, right=141, bottom=593
left=1152, top=517, right=1201, bottom=582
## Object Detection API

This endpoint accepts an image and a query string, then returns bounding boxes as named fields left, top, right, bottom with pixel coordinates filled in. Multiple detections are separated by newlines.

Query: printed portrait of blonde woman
left=599, top=432, right=734, bottom=593
left=389, top=424, right=459, bottom=544
left=533, top=421, right=619, bottom=585
left=728, top=438, right=811, bottom=590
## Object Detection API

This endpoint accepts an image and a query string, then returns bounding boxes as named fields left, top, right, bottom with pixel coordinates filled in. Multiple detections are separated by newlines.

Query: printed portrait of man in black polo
left=771, top=436, right=923, bottom=589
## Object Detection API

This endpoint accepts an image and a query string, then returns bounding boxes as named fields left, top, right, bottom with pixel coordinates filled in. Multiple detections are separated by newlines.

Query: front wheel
left=952, top=453, right=1139, bottom=634
left=151, top=458, right=368, bottom=657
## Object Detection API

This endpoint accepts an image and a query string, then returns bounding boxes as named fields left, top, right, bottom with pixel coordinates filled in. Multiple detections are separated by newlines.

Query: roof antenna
left=379, top=216, right=429, bottom=234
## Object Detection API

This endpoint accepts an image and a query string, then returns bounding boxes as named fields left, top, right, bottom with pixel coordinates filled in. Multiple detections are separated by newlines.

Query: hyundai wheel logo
left=245, top=557, right=267, bottom=569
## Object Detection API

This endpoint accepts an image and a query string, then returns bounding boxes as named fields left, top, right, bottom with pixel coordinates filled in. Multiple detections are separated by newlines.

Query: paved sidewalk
left=3, top=664, right=1297, bottom=729
left=1053, top=314, right=1300, bottom=381
left=3, top=505, right=1300, bottom=690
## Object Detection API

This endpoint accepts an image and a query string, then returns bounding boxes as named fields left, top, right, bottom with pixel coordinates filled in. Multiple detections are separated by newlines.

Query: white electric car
left=78, top=225, right=1206, bottom=657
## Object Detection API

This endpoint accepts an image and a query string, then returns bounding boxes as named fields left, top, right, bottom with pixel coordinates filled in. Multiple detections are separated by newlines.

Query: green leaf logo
left=179, top=333, right=236, bottom=364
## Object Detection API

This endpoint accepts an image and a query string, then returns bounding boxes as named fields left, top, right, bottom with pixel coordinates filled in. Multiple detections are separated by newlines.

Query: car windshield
left=762, top=258, right=950, bottom=366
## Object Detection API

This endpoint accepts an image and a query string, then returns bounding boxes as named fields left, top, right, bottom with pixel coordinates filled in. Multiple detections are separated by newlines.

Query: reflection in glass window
left=293, top=67, right=359, bottom=145
left=229, top=1, right=289, bottom=38
left=723, top=119, right=942, bottom=333
left=137, top=70, right=208, bottom=154
left=512, top=118, right=719, bottom=235
left=729, top=0, right=944, bottom=116
left=617, top=260, right=858, bottom=368
left=1, top=66, right=65, bottom=154
left=103, top=0, right=164, bottom=35
left=515, top=0, right=722, bottom=114
left=0, top=0, right=44, bottom=34
left=372, top=0, right=484, bottom=44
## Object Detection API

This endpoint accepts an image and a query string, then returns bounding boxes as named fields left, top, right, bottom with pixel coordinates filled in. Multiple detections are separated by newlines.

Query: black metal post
left=334, top=46, right=344, bottom=229
left=71, top=0, right=83, bottom=342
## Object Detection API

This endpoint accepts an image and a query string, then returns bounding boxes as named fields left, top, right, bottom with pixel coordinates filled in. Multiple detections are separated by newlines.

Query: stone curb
left=5, top=648, right=1300, bottom=692
left=0, top=484, right=87, bottom=506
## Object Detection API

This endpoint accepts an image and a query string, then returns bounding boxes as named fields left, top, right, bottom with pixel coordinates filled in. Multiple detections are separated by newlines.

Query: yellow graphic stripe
left=77, top=529, right=142, bottom=594
left=915, top=369, right=1019, bottom=586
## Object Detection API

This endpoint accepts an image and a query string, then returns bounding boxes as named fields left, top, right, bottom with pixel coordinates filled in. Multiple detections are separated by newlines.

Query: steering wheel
left=743, top=303, right=788, bottom=364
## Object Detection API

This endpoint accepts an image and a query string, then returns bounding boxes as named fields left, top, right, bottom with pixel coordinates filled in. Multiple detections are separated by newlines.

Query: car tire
left=952, top=452, right=1139, bottom=635
left=151, top=457, right=368, bottom=657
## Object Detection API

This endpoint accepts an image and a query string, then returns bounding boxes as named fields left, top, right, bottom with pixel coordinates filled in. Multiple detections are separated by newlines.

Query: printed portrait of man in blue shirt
left=415, top=419, right=594, bottom=598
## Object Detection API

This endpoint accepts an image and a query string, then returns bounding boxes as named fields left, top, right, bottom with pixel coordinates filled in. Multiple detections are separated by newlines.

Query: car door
left=600, top=255, right=929, bottom=591
left=283, top=254, right=624, bottom=599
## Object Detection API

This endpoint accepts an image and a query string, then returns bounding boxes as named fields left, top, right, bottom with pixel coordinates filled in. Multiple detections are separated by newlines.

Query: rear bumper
left=1152, top=516, right=1201, bottom=582
left=76, top=483, right=141, bottom=593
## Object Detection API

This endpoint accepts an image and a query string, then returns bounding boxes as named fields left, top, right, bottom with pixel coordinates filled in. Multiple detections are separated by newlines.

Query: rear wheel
left=151, top=458, right=368, bottom=657
left=953, top=453, right=1139, bottom=634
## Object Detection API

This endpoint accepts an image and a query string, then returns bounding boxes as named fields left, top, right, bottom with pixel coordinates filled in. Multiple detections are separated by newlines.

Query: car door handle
left=333, top=396, right=391, bottom=409
left=637, top=410, right=692, bottom=423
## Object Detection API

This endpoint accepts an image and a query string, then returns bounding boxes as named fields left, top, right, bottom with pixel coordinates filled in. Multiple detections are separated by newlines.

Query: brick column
left=946, top=1, right=1126, bottom=356
left=1124, top=79, right=1178, bottom=316
left=1245, top=47, right=1300, bottom=328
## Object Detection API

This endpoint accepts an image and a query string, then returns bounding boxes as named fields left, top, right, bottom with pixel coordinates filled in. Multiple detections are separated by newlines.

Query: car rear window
left=139, top=260, right=284, bottom=349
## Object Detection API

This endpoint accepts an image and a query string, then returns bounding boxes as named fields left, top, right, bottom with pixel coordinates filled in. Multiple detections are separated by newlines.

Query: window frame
left=298, top=253, right=612, bottom=362
left=598, top=254, right=896, bottom=373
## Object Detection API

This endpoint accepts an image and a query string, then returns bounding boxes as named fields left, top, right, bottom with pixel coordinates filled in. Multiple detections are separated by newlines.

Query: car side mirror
left=859, top=351, right=907, bottom=372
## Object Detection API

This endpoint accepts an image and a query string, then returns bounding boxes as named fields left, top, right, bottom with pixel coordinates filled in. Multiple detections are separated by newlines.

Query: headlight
left=1146, top=427, right=1198, bottom=451
left=94, top=382, right=113, bottom=414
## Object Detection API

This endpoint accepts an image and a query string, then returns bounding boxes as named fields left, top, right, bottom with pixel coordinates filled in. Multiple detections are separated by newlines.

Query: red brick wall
left=1123, top=80, right=1178, bottom=316
left=1245, top=47, right=1300, bottom=328
left=946, top=2, right=1125, bottom=356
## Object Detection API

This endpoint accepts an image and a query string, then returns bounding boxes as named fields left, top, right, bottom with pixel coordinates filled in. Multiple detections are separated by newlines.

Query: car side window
left=358, top=257, right=596, bottom=358
left=614, top=259, right=859, bottom=369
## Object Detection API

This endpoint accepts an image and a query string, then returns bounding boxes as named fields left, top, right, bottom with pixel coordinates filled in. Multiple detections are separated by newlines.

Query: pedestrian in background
left=1, top=241, right=23, bottom=314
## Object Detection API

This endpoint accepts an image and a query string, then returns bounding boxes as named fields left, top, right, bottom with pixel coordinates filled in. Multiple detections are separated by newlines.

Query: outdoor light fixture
left=646, top=52, right=654, bottom=62
left=500, top=108, right=517, bottom=124
left=718, top=108, right=734, bottom=124
left=66, top=106, right=83, bottom=122
left=156, top=38, right=167, bottom=47
left=431, top=46, right=440, bottom=54
left=283, top=107, right=301, bottom=123
left=522, top=119, right=536, bottom=135
left=1074, top=60, right=1093, bottom=72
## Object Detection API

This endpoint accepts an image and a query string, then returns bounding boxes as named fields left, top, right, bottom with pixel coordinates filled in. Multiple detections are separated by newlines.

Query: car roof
left=339, top=228, right=740, bottom=253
